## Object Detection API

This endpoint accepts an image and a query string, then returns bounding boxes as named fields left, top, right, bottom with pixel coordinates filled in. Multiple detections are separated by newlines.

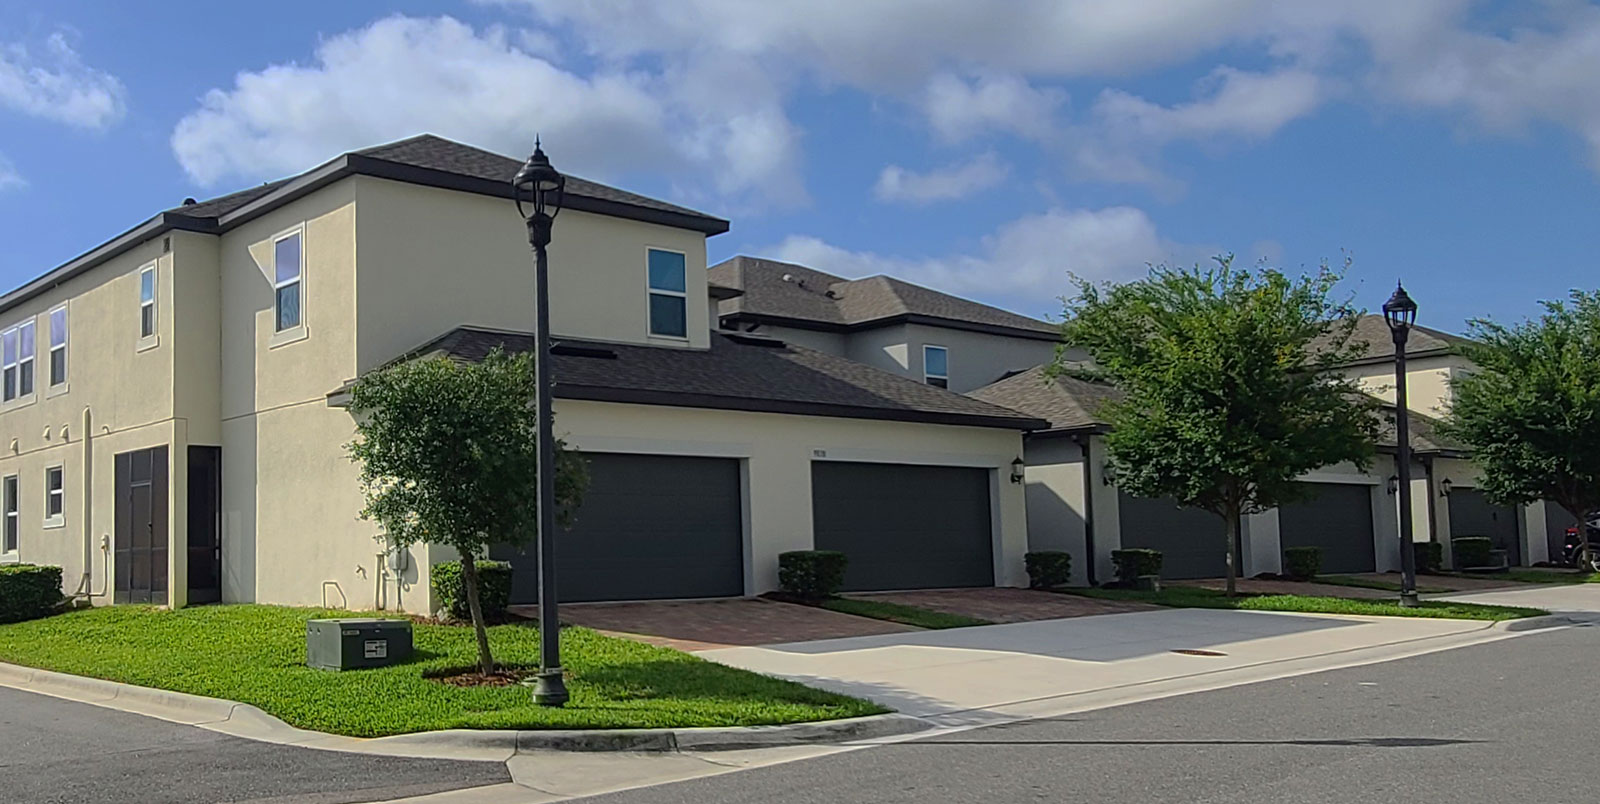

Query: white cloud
left=0, top=32, right=126, bottom=129
left=873, top=153, right=1008, bottom=205
left=0, top=152, right=23, bottom=191
left=766, top=206, right=1209, bottom=315
left=920, top=73, right=1065, bottom=143
left=171, top=15, right=804, bottom=207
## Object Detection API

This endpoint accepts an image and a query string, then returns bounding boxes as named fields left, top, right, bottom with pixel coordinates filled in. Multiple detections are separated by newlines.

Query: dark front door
left=187, top=446, right=222, bottom=604
left=114, top=446, right=168, bottom=605
left=1278, top=482, right=1377, bottom=574
left=811, top=462, right=994, bottom=592
left=493, top=453, right=745, bottom=603
left=1449, top=488, right=1522, bottom=566
left=1118, top=494, right=1229, bottom=579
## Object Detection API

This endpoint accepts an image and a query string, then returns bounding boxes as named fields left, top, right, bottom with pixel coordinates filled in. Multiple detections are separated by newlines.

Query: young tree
left=348, top=349, right=587, bottom=674
left=1443, top=290, right=1600, bottom=568
left=1057, top=257, right=1378, bottom=594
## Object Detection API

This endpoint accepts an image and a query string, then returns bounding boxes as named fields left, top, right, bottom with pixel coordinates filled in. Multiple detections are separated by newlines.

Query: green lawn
left=1316, top=575, right=1454, bottom=594
left=0, top=605, right=884, bottom=737
left=821, top=598, right=991, bottom=629
left=1067, top=587, right=1546, bottom=621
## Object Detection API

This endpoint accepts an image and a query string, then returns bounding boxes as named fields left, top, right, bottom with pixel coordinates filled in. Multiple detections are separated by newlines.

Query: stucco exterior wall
left=1343, top=354, right=1469, bottom=417
left=1020, top=436, right=1091, bottom=585
left=744, top=324, right=849, bottom=355
left=353, top=176, right=711, bottom=371
left=837, top=322, right=1065, bottom=393
left=553, top=400, right=1031, bottom=594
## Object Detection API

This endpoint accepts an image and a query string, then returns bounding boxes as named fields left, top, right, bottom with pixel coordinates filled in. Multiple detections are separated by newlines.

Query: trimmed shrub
left=1024, top=551, right=1073, bottom=589
left=1452, top=536, right=1494, bottom=569
left=1111, top=549, right=1163, bottom=583
left=0, top=564, right=63, bottom=624
left=1414, top=541, right=1444, bottom=574
left=430, top=559, right=513, bottom=622
left=778, top=550, right=848, bottom=600
left=1282, top=546, right=1321, bottom=580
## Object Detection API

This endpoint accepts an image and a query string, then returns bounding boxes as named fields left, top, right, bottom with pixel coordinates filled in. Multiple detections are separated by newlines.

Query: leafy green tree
left=1443, top=291, right=1600, bottom=567
left=348, top=349, right=587, bottom=674
left=1057, top=257, right=1378, bottom=594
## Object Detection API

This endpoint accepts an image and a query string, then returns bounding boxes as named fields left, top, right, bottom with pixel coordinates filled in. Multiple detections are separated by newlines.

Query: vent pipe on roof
left=182, top=198, right=197, bottom=206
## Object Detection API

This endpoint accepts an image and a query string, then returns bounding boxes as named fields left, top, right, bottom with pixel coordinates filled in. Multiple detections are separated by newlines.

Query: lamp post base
left=532, top=668, right=569, bottom=707
left=1398, top=591, right=1420, bottom=608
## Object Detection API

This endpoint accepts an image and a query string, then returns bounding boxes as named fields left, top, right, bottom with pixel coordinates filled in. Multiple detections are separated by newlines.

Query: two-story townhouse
left=3, top=134, right=1044, bottom=613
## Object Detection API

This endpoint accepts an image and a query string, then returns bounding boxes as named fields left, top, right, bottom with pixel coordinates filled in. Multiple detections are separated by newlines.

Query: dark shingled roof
left=1331, top=314, right=1471, bottom=366
left=710, top=255, right=1058, bottom=339
left=351, top=326, right=1047, bottom=431
left=1375, top=403, right=1467, bottom=456
left=968, top=366, right=1121, bottom=433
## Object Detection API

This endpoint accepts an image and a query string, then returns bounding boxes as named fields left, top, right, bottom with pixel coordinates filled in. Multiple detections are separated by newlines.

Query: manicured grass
left=1067, top=587, right=1546, bottom=621
left=820, top=598, right=991, bottom=629
left=1317, top=575, right=1454, bottom=594
left=0, top=605, right=885, bottom=737
left=1437, top=569, right=1600, bottom=585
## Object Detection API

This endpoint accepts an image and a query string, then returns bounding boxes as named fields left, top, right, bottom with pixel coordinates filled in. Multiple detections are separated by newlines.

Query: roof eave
left=723, top=310, right=1060, bottom=341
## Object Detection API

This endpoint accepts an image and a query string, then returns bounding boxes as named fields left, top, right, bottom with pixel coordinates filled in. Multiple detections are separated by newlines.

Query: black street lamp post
left=512, top=138, right=569, bottom=706
left=1382, top=282, right=1421, bottom=608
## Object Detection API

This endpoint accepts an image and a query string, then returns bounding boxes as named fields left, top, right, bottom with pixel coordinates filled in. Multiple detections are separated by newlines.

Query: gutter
left=722, top=311, right=1062, bottom=343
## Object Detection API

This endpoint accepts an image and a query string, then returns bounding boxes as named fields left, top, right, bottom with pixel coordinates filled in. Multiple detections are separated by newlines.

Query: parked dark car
left=1562, top=516, right=1600, bottom=572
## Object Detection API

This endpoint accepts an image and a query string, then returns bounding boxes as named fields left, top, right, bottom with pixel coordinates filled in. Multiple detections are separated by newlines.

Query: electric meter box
left=306, top=618, right=413, bottom=671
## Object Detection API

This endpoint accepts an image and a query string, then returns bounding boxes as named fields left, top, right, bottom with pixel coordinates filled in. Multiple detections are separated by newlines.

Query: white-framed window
left=139, top=263, right=157, bottom=341
left=274, top=230, right=303, bottom=332
left=48, top=305, right=67, bottom=388
left=43, top=465, right=63, bottom=527
left=646, top=248, right=688, bottom=338
left=2, top=474, right=17, bottom=555
left=923, top=344, right=949, bottom=388
left=1, top=320, right=33, bottom=402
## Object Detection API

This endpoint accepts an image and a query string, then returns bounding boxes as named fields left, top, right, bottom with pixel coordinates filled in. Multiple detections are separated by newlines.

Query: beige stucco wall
left=353, top=176, right=711, bottom=371
left=840, top=322, right=1068, bottom=393
left=745, top=324, right=850, bottom=355
left=1020, top=436, right=1091, bottom=585
left=1343, top=354, right=1469, bottom=417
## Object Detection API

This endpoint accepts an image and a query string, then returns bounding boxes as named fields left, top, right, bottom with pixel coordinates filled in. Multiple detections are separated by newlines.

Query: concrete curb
left=0, top=660, right=932, bottom=759
left=1494, top=613, right=1589, bottom=632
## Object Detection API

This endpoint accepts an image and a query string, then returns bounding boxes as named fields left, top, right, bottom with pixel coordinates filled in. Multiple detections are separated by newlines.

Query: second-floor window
left=274, top=231, right=303, bottom=332
left=139, top=264, right=157, bottom=340
left=924, top=344, right=949, bottom=388
left=48, top=306, right=66, bottom=388
left=2, top=321, right=33, bottom=401
left=647, top=248, right=687, bottom=338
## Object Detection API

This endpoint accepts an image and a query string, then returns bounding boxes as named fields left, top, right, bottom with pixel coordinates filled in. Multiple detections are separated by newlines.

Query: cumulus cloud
left=0, top=31, right=126, bottom=129
left=766, top=206, right=1209, bottom=315
left=920, top=73, right=1066, bottom=143
left=0, top=152, right=23, bottom=191
left=873, top=153, right=1008, bottom=205
left=171, top=15, right=804, bottom=207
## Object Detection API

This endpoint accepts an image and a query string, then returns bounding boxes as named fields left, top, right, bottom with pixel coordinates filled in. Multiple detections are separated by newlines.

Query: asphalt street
left=581, top=623, right=1600, bottom=804
left=0, top=685, right=509, bottom=804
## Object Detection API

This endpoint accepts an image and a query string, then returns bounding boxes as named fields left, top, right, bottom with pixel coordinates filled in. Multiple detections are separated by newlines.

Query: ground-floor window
left=44, top=465, right=63, bottom=526
left=2, top=474, right=18, bottom=553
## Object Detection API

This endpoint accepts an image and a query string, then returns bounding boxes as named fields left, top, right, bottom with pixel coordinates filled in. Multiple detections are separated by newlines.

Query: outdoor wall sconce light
left=1386, top=475, right=1399, bottom=495
left=1010, top=457, right=1026, bottom=484
left=1439, top=478, right=1454, bottom=497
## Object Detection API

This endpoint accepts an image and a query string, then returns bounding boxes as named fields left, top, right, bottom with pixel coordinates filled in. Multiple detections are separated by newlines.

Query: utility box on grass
left=306, top=618, right=413, bottom=671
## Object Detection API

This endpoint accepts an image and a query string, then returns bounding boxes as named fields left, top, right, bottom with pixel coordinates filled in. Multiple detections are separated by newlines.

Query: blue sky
left=3, top=1, right=1599, bottom=333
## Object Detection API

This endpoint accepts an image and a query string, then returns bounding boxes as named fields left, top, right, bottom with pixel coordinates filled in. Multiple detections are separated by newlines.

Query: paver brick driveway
left=512, top=597, right=917, bottom=651
left=843, top=587, right=1157, bottom=623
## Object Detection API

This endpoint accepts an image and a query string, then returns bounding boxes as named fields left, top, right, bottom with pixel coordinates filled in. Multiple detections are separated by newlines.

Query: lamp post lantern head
left=512, top=138, right=566, bottom=246
left=1381, top=282, right=1418, bottom=339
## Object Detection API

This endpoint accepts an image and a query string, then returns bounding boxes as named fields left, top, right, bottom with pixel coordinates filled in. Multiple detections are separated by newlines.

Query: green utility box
left=306, top=618, right=413, bottom=671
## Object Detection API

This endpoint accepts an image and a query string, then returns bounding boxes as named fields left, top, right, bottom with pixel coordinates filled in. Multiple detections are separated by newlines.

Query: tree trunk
left=1223, top=507, right=1240, bottom=597
left=459, top=552, right=495, bottom=675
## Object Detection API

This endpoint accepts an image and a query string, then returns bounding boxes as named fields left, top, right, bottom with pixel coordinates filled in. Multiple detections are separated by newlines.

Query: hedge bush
left=1024, top=551, right=1073, bottom=589
left=1111, top=549, right=1163, bottom=583
left=1282, top=546, right=1321, bottom=580
left=430, top=559, right=512, bottom=622
left=1452, top=536, right=1494, bottom=569
left=0, top=564, right=63, bottom=624
left=1414, top=542, right=1444, bottom=574
left=778, top=550, right=848, bottom=600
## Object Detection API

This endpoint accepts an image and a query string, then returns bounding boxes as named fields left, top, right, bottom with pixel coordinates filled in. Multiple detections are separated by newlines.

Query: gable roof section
left=2, top=134, right=729, bottom=317
left=969, top=365, right=1121, bottom=434
left=338, top=326, right=1047, bottom=431
left=1327, top=314, right=1471, bottom=367
left=711, top=255, right=1059, bottom=340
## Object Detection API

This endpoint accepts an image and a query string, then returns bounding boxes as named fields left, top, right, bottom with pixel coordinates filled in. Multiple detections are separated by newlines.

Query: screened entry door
left=114, top=446, right=168, bottom=605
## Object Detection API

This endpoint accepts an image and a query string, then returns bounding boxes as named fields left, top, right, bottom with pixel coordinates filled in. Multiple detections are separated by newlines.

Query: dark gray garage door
left=1449, top=488, right=1522, bottom=567
left=811, top=462, right=994, bottom=591
left=1277, top=482, right=1377, bottom=574
left=1118, top=494, right=1228, bottom=579
left=493, top=453, right=744, bottom=603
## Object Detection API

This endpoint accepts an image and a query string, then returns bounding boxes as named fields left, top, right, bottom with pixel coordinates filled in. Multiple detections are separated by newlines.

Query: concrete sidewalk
left=700, top=608, right=1533, bottom=726
left=1437, top=582, right=1600, bottom=619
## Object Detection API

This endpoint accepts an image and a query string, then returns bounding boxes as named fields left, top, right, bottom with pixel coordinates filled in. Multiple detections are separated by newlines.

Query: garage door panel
left=494, top=453, right=744, bottom=603
left=1278, top=482, right=1376, bottom=575
left=812, top=462, right=994, bottom=591
left=1118, top=494, right=1228, bottom=580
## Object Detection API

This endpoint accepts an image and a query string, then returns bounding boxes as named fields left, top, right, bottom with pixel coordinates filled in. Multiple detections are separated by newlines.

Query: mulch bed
left=428, top=667, right=535, bottom=688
